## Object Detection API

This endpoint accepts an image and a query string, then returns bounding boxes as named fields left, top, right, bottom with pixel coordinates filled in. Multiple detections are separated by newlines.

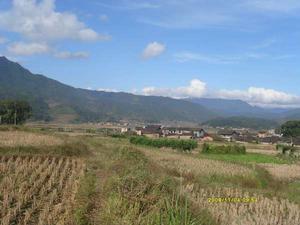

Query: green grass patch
left=74, top=171, right=97, bottom=225
left=199, top=152, right=290, bottom=164
left=202, top=143, right=246, bottom=154
left=85, top=137, right=214, bottom=225
left=187, top=163, right=286, bottom=197
left=130, top=136, right=197, bottom=152
left=287, top=181, right=300, bottom=205
left=194, top=173, right=261, bottom=189
left=153, top=194, right=216, bottom=225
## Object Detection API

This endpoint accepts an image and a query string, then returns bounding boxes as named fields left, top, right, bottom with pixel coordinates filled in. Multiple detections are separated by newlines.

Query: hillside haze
left=0, top=57, right=217, bottom=123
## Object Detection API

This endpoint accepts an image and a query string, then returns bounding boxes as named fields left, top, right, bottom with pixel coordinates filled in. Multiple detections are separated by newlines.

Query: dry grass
left=0, top=131, right=63, bottom=147
left=259, top=163, right=300, bottom=181
left=141, top=148, right=254, bottom=178
left=244, top=143, right=276, bottom=151
left=55, top=132, right=98, bottom=137
left=246, top=148, right=278, bottom=155
left=0, top=156, right=85, bottom=225
left=183, top=184, right=300, bottom=225
left=140, top=144, right=300, bottom=224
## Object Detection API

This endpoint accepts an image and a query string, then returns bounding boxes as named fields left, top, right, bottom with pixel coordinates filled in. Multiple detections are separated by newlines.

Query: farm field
left=0, top=156, right=85, bottom=225
left=198, top=152, right=290, bottom=164
left=1, top=128, right=300, bottom=224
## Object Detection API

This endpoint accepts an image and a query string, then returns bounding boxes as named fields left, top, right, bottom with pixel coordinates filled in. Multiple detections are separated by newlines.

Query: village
left=120, top=124, right=297, bottom=146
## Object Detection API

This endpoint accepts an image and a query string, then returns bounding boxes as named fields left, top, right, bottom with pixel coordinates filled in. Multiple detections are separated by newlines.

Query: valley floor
left=1, top=127, right=300, bottom=225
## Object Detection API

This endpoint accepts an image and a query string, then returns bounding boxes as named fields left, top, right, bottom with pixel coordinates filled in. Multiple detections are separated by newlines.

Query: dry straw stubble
left=0, top=156, right=85, bottom=225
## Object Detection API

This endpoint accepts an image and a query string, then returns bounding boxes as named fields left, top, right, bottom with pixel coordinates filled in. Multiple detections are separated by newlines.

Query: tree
left=0, top=100, right=32, bottom=125
left=280, top=121, right=300, bottom=145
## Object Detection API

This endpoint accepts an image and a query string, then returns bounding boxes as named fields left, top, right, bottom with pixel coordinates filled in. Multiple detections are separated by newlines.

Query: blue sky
left=0, top=0, right=300, bottom=107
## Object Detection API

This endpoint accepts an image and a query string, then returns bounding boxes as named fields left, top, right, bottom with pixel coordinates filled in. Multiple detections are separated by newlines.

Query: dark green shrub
left=276, top=144, right=296, bottom=156
left=86, top=128, right=96, bottom=134
left=129, top=136, right=197, bottom=152
left=202, top=143, right=246, bottom=154
left=58, top=127, right=65, bottom=132
left=277, top=144, right=287, bottom=154
left=110, top=133, right=127, bottom=138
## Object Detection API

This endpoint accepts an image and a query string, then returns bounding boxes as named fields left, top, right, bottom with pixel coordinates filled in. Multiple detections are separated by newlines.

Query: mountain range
left=0, top=56, right=299, bottom=127
left=187, top=98, right=289, bottom=119
left=0, top=57, right=215, bottom=123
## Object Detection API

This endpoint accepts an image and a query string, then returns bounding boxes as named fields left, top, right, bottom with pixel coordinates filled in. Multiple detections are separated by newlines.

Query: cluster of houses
left=121, top=124, right=295, bottom=145
left=122, top=125, right=213, bottom=141
left=217, top=129, right=283, bottom=144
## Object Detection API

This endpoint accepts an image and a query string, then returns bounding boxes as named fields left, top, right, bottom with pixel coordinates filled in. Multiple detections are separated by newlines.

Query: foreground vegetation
left=200, top=143, right=292, bottom=164
left=202, top=143, right=246, bottom=154
left=184, top=185, right=300, bottom=225
left=1, top=128, right=300, bottom=224
left=130, top=136, right=198, bottom=151
left=0, top=129, right=210, bottom=225
left=199, top=152, right=291, bottom=164
left=0, top=156, right=85, bottom=225
left=141, top=144, right=300, bottom=224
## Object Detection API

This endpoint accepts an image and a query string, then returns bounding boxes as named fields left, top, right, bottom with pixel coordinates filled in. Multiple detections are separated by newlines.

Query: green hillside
left=203, top=116, right=279, bottom=129
left=0, top=57, right=217, bottom=123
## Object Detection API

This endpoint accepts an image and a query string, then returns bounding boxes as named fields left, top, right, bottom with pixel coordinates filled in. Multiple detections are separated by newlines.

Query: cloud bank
left=7, top=42, right=50, bottom=56
left=143, top=79, right=206, bottom=98
left=141, top=79, right=300, bottom=108
left=54, top=51, right=89, bottom=59
left=0, top=0, right=110, bottom=57
left=0, top=0, right=109, bottom=42
left=216, top=87, right=300, bottom=108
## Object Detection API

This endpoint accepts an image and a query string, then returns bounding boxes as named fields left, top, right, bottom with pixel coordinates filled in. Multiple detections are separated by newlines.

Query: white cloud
left=142, top=42, right=166, bottom=59
left=7, top=42, right=90, bottom=59
left=142, top=79, right=207, bottom=98
left=0, top=0, right=110, bottom=42
left=0, top=37, right=8, bottom=44
left=252, top=38, right=277, bottom=49
left=246, top=0, right=300, bottom=13
left=54, top=51, right=89, bottom=59
left=216, top=87, right=300, bottom=107
left=101, top=0, right=300, bottom=29
left=141, top=12, right=234, bottom=29
left=84, top=87, right=120, bottom=92
left=174, top=52, right=239, bottom=64
left=174, top=51, right=290, bottom=64
left=7, top=42, right=50, bottom=56
left=96, top=1, right=160, bottom=10
left=127, top=2, right=160, bottom=10
left=140, top=78, right=300, bottom=107
left=99, top=14, right=109, bottom=22
left=97, top=88, right=119, bottom=92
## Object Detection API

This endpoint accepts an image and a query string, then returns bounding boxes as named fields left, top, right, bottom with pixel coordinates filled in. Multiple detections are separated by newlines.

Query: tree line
left=0, top=100, right=32, bottom=125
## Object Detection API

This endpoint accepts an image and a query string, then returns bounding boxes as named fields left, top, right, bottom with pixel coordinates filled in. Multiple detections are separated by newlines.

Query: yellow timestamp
left=208, top=197, right=258, bottom=203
